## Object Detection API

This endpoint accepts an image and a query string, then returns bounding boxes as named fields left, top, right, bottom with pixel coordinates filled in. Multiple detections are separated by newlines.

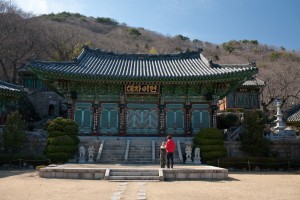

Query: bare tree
left=40, top=21, right=85, bottom=61
left=260, top=64, right=300, bottom=114
left=0, top=11, right=41, bottom=82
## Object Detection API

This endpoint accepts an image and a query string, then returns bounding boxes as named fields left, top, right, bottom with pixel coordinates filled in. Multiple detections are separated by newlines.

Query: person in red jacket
left=165, top=135, right=176, bottom=169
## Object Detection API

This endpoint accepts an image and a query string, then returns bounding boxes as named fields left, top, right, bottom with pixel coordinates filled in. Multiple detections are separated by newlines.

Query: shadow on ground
left=0, top=170, right=36, bottom=179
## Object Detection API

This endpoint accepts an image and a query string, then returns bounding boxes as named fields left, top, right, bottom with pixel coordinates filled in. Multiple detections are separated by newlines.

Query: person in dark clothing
left=160, top=141, right=166, bottom=168
left=165, top=135, right=176, bottom=169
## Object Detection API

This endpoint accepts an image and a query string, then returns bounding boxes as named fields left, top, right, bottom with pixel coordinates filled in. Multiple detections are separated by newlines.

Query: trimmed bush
left=45, top=117, right=79, bottom=163
left=63, top=124, right=78, bottom=135
left=197, top=139, right=224, bottom=146
left=194, top=128, right=227, bottom=162
left=48, top=130, right=66, bottom=138
left=217, top=112, right=239, bottom=129
left=47, top=135, right=75, bottom=146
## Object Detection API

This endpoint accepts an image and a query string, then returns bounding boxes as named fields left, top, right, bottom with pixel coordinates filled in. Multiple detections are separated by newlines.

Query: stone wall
left=224, top=140, right=300, bottom=159
left=27, top=91, right=64, bottom=118
left=270, top=140, right=300, bottom=159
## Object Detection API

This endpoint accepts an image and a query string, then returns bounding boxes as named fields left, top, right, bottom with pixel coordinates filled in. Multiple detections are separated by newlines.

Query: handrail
left=96, top=140, right=105, bottom=161
left=177, top=140, right=183, bottom=162
left=124, top=139, right=130, bottom=161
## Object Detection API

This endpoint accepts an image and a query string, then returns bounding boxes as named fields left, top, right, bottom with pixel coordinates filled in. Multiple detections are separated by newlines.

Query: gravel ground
left=0, top=170, right=299, bottom=200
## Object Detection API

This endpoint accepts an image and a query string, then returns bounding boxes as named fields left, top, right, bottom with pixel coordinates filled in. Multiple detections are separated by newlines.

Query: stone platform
left=39, top=164, right=228, bottom=181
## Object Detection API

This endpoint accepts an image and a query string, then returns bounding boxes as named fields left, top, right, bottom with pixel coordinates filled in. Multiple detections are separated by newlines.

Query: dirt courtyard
left=0, top=170, right=299, bottom=200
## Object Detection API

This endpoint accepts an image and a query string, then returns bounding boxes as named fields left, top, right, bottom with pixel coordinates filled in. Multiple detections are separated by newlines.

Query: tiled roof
left=0, top=80, right=24, bottom=97
left=27, top=46, right=258, bottom=82
left=286, top=104, right=300, bottom=123
left=287, top=110, right=300, bottom=123
left=242, top=78, right=265, bottom=87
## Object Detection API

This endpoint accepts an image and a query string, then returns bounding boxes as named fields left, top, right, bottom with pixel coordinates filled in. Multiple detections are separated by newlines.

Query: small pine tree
left=194, top=128, right=227, bottom=162
left=45, top=117, right=80, bottom=163
left=149, top=47, right=158, bottom=54
left=240, top=110, right=270, bottom=157
left=2, top=111, right=27, bottom=154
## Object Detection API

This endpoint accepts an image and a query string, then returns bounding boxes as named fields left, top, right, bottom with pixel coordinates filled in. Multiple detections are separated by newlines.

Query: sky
left=14, top=0, right=300, bottom=51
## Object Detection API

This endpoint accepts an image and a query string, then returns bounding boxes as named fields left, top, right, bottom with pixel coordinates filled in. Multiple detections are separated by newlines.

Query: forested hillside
left=0, top=0, right=299, bottom=112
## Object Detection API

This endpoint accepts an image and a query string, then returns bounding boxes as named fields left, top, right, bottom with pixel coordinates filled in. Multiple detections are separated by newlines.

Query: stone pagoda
left=274, top=98, right=286, bottom=134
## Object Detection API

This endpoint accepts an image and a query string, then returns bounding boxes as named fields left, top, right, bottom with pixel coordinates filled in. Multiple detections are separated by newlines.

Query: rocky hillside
left=0, top=0, right=299, bottom=111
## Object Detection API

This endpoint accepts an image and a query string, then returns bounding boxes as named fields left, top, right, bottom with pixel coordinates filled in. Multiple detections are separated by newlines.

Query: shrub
left=175, top=34, right=190, bottom=41
left=249, top=40, right=259, bottom=45
left=270, top=52, right=282, bottom=61
left=217, top=113, right=239, bottom=129
left=240, top=110, right=270, bottom=157
left=222, top=40, right=239, bottom=53
left=45, top=117, right=79, bottom=163
left=194, top=128, right=227, bottom=162
left=126, top=28, right=141, bottom=36
left=2, top=111, right=27, bottom=154
left=48, top=130, right=66, bottom=138
left=95, top=17, right=119, bottom=25
left=149, top=47, right=158, bottom=54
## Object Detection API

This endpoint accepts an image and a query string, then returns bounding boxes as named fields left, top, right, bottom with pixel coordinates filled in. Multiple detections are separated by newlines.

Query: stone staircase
left=98, top=138, right=127, bottom=163
left=127, top=139, right=154, bottom=164
left=77, top=137, right=192, bottom=164
left=106, top=168, right=162, bottom=181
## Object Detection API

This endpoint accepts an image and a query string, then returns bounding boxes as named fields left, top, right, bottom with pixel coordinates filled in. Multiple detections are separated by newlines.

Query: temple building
left=25, top=46, right=258, bottom=136
left=218, top=78, right=264, bottom=111
left=0, top=80, right=24, bottom=125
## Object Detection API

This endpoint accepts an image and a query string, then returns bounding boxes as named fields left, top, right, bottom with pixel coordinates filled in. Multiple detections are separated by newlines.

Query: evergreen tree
left=2, top=111, right=27, bottom=153
left=194, top=128, right=227, bottom=162
left=45, top=117, right=80, bottom=163
left=240, top=110, right=270, bottom=157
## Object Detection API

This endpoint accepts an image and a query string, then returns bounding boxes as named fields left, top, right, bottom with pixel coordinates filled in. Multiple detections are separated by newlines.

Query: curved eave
left=28, top=67, right=257, bottom=84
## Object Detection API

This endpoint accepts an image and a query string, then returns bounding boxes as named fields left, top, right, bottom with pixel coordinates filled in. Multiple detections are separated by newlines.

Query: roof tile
left=27, top=46, right=258, bottom=82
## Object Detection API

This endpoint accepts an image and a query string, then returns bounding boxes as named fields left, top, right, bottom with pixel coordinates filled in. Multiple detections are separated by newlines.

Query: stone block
left=188, top=173, right=200, bottom=179
left=163, top=172, right=174, bottom=180
left=213, top=172, right=227, bottom=179
left=40, top=171, right=52, bottom=178
left=177, top=173, right=186, bottom=179
left=81, top=172, right=94, bottom=179
left=55, top=172, right=64, bottom=178
left=68, top=173, right=79, bottom=179
left=201, top=172, right=213, bottom=179
left=95, top=173, right=103, bottom=179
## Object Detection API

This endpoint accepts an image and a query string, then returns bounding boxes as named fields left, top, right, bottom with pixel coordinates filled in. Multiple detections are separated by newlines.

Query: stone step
left=110, top=171, right=158, bottom=176
left=127, top=161, right=154, bottom=163
left=108, top=168, right=160, bottom=181
left=109, top=176, right=160, bottom=181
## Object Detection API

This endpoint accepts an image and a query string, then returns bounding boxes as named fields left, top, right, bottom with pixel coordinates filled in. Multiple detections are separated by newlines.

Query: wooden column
left=185, top=102, right=192, bottom=136
left=92, top=100, right=99, bottom=135
left=119, top=104, right=125, bottom=135
left=119, top=93, right=125, bottom=135
left=159, top=96, right=165, bottom=136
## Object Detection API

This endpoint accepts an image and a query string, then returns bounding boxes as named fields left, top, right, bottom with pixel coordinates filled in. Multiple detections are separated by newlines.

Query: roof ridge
left=31, top=60, right=76, bottom=64
left=82, top=45, right=203, bottom=59
left=212, top=62, right=256, bottom=68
